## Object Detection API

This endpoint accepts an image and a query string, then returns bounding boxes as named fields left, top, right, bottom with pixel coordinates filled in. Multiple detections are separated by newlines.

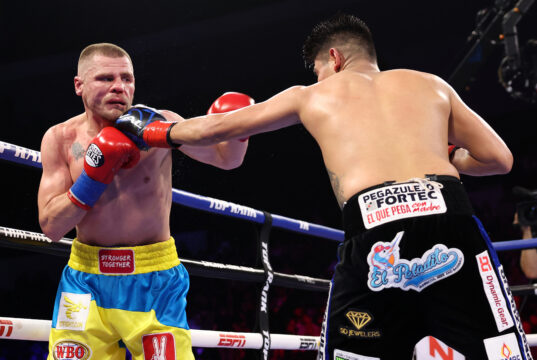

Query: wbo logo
left=53, top=341, right=91, bottom=360
left=367, top=231, right=464, bottom=292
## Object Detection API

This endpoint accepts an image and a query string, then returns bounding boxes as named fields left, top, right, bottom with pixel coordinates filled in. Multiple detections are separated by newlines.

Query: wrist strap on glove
left=143, top=122, right=181, bottom=148
left=68, top=169, right=108, bottom=210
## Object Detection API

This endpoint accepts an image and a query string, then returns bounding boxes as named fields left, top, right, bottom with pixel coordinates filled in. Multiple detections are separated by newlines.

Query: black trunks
left=318, top=176, right=531, bottom=360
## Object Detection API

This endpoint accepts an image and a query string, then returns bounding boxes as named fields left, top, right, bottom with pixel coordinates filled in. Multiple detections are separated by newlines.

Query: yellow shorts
left=47, top=238, right=194, bottom=360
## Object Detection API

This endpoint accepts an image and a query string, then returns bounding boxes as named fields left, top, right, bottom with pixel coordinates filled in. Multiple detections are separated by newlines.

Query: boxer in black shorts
left=113, top=14, right=528, bottom=359
left=320, top=175, right=532, bottom=359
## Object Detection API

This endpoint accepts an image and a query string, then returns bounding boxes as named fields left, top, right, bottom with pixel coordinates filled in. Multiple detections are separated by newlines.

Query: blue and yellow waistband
left=68, top=238, right=180, bottom=275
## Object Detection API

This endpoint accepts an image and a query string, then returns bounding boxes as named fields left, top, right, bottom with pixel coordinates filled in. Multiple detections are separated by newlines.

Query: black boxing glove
left=115, top=104, right=180, bottom=150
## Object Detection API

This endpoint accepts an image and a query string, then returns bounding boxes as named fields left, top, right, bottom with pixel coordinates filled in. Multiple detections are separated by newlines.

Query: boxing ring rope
left=2, top=316, right=537, bottom=348
left=3, top=224, right=537, bottom=297
left=0, top=140, right=343, bottom=242
left=0, top=226, right=330, bottom=292
left=4, top=139, right=537, bottom=353
left=3, top=140, right=537, bottom=249
left=0, top=317, right=319, bottom=350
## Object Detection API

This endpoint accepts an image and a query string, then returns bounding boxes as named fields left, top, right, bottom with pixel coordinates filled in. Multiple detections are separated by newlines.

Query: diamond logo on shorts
left=340, top=309, right=381, bottom=339
left=56, top=293, right=91, bottom=331
left=84, top=144, right=104, bottom=168
left=346, top=311, right=371, bottom=330
left=142, top=333, right=175, bottom=360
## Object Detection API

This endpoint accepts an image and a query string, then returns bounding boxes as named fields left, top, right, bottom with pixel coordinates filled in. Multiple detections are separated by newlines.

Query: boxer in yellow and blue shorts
left=37, top=44, right=248, bottom=360
left=48, top=238, right=193, bottom=360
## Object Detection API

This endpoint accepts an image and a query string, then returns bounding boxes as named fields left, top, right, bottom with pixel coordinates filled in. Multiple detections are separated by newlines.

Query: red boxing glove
left=68, top=127, right=140, bottom=210
left=207, top=92, right=254, bottom=142
left=84, top=127, right=140, bottom=183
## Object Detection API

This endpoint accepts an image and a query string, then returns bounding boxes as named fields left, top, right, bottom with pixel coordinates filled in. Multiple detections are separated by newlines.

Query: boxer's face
left=75, top=54, right=135, bottom=122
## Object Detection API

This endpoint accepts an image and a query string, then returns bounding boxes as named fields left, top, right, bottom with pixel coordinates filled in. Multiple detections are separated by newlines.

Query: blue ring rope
left=3, top=140, right=537, bottom=250
left=1, top=140, right=344, bottom=241
left=489, top=238, right=537, bottom=251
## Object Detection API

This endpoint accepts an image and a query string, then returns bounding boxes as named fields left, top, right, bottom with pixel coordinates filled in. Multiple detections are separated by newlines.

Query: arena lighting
left=498, top=0, right=537, bottom=102
left=447, top=1, right=509, bottom=90
left=448, top=0, right=536, bottom=102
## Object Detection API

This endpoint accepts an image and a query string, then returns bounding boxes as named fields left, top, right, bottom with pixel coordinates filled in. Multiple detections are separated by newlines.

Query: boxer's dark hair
left=78, top=43, right=132, bottom=71
left=302, top=13, right=376, bottom=70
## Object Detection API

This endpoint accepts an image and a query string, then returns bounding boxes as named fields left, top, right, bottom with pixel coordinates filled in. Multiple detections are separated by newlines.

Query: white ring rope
left=0, top=317, right=319, bottom=350
left=2, top=316, right=537, bottom=349
left=3, top=316, right=537, bottom=350
left=0, top=225, right=323, bottom=351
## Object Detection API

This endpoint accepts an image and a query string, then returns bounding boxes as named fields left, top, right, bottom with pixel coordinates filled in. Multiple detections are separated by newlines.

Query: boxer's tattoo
left=72, top=142, right=85, bottom=160
left=327, top=168, right=345, bottom=208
